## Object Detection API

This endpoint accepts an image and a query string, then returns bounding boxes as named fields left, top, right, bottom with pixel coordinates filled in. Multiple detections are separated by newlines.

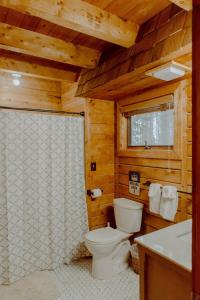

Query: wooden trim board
left=192, top=0, right=200, bottom=297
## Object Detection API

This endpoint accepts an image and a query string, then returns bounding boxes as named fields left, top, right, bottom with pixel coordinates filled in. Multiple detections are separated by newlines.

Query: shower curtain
left=0, top=111, right=88, bottom=284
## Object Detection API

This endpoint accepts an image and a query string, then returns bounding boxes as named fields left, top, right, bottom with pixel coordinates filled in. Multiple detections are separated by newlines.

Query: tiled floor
left=55, top=259, right=139, bottom=300
left=0, top=258, right=139, bottom=300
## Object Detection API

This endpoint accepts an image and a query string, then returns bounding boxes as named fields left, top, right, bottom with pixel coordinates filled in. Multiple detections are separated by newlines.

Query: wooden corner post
left=193, top=0, right=200, bottom=298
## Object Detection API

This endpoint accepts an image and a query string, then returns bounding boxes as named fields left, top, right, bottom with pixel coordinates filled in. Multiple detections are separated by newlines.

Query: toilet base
left=91, top=241, right=130, bottom=280
left=92, top=255, right=114, bottom=280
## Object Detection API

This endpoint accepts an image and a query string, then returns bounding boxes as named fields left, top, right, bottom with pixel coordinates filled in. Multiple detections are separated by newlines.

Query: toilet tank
left=114, top=198, right=143, bottom=233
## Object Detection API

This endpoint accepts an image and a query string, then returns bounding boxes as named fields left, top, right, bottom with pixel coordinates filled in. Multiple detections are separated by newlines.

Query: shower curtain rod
left=0, top=106, right=85, bottom=117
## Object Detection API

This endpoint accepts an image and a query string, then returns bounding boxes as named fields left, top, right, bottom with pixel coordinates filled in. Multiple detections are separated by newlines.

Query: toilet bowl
left=85, top=198, right=143, bottom=279
left=85, top=227, right=131, bottom=279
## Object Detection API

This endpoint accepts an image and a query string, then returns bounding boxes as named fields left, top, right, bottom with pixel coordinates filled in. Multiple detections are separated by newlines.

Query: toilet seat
left=85, top=227, right=130, bottom=245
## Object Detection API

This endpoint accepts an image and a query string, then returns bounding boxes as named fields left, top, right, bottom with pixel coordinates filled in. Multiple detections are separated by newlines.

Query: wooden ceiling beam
left=0, top=22, right=101, bottom=68
left=0, top=56, right=78, bottom=82
left=1, top=0, right=139, bottom=48
left=169, top=0, right=192, bottom=10
left=0, top=49, right=81, bottom=73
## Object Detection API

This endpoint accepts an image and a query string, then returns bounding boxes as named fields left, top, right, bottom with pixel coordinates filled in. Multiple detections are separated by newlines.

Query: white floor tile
left=55, top=258, right=139, bottom=300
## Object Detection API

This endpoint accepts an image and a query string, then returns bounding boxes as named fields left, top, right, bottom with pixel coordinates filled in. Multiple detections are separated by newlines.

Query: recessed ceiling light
left=146, top=61, right=191, bottom=81
left=13, top=78, right=21, bottom=86
left=11, top=73, right=22, bottom=78
left=11, top=73, right=22, bottom=86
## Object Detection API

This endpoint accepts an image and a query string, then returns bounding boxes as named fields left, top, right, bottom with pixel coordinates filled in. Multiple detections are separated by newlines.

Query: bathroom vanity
left=135, top=220, right=192, bottom=300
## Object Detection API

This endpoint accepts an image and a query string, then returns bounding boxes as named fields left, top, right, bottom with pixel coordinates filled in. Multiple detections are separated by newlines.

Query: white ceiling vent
left=146, top=61, right=191, bottom=81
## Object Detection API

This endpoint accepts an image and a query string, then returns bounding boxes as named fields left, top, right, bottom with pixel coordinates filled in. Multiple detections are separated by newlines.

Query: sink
left=135, top=220, right=192, bottom=271
left=177, top=232, right=192, bottom=244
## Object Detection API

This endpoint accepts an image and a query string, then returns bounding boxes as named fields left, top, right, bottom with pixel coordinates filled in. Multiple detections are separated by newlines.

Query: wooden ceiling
left=0, top=0, right=171, bottom=49
left=85, top=0, right=170, bottom=24
left=0, top=0, right=191, bottom=83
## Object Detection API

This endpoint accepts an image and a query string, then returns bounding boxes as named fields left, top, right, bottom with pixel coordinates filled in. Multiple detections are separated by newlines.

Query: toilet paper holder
left=87, top=189, right=103, bottom=200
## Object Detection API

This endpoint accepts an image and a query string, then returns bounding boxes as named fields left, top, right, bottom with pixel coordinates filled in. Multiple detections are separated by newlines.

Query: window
left=127, top=104, right=174, bottom=147
left=117, top=83, right=185, bottom=159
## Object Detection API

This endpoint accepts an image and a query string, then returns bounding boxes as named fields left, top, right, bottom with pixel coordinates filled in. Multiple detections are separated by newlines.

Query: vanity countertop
left=135, top=220, right=192, bottom=271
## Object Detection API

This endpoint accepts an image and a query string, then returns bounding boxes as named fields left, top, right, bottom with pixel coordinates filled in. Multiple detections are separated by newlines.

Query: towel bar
left=143, top=180, right=192, bottom=195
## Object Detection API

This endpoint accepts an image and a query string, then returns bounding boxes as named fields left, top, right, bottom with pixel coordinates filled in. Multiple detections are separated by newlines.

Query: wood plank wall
left=61, top=87, right=115, bottom=230
left=85, top=99, right=115, bottom=229
left=0, top=71, right=62, bottom=110
left=115, top=78, right=192, bottom=233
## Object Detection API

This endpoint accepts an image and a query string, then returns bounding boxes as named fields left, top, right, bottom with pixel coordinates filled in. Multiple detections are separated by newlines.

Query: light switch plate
left=91, top=162, right=96, bottom=171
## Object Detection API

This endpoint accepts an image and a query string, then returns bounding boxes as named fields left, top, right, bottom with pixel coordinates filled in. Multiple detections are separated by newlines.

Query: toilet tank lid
left=114, top=198, right=143, bottom=210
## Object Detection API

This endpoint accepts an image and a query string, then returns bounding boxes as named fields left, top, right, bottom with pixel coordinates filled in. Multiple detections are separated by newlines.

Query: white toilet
left=85, top=198, right=143, bottom=279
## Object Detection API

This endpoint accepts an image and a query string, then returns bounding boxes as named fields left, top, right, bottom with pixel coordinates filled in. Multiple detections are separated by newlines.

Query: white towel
left=160, top=186, right=178, bottom=221
left=148, top=183, right=162, bottom=214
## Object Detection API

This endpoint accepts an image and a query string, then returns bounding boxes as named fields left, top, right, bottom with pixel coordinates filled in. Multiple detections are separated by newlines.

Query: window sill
left=117, top=148, right=182, bottom=160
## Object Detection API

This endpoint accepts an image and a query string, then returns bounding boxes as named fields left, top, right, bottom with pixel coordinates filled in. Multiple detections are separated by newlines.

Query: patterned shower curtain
left=0, top=111, right=88, bottom=284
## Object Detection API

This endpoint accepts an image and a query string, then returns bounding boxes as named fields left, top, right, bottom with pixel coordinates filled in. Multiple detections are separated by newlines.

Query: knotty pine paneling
left=85, top=99, right=115, bottom=229
left=0, top=71, right=62, bottom=110
left=115, top=78, right=192, bottom=233
left=62, top=90, right=115, bottom=229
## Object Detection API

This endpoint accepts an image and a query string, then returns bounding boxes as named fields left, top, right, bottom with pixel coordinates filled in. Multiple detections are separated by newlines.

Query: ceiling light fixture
left=11, top=73, right=22, bottom=86
left=146, top=61, right=191, bottom=81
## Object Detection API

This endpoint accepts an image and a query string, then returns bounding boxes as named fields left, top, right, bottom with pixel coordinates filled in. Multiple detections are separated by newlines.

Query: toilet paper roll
left=91, top=188, right=102, bottom=199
